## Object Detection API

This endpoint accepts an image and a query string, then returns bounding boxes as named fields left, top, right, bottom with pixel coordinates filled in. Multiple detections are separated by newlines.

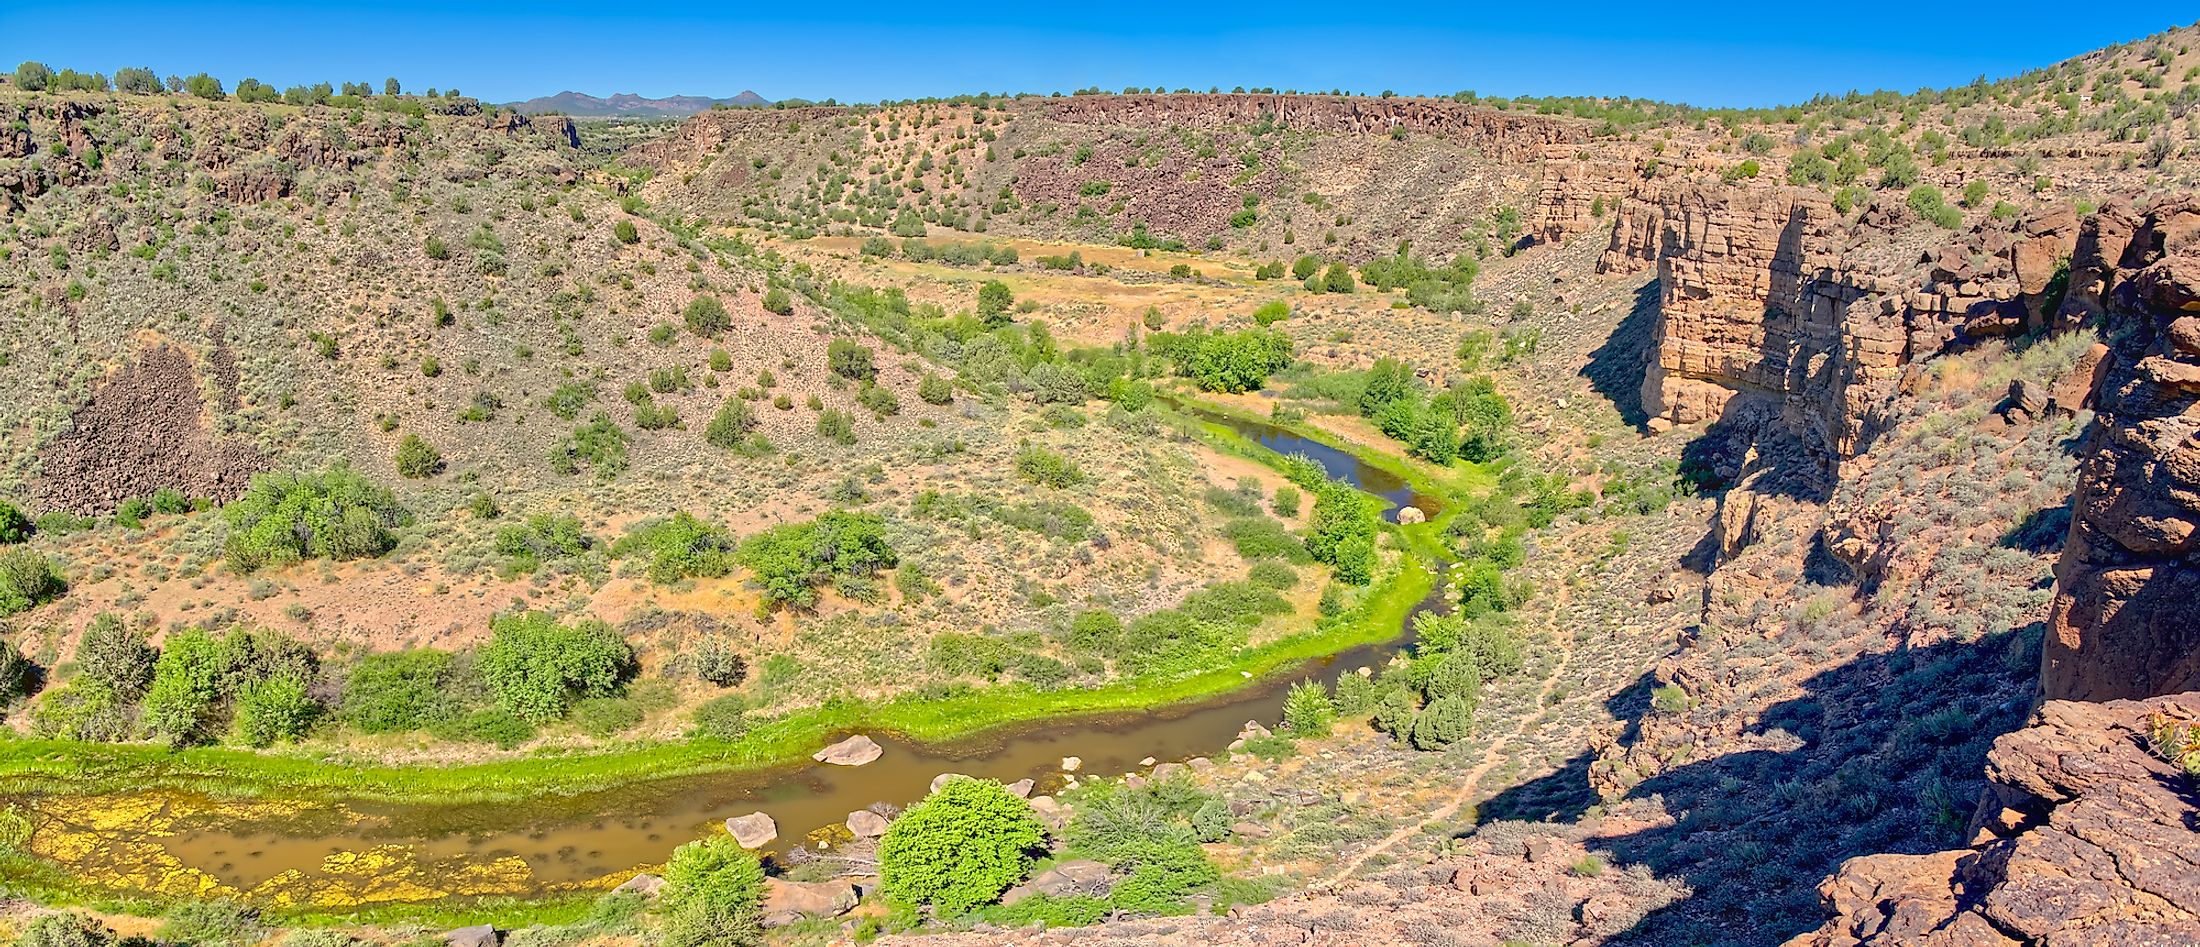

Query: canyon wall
left=1592, top=180, right=2079, bottom=471
left=2040, top=197, right=2200, bottom=703
left=1042, top=94, right=1587, bottom=161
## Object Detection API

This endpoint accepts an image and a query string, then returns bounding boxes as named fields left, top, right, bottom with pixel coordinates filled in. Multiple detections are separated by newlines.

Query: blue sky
left=3, top=2, right=2194, bottom=107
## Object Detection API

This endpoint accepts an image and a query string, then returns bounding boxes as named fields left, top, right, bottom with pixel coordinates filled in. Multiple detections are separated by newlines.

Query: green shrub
left=1304, top=484, right=1378, bottom=585
left=1408, top=695, right=1473, bottom=749
left=17, top=913, right=118, bottom=947
left=339, top=649, right=456, bottom=733
left=27, top=679, right=130, bottom=742
left=880, top=779, right=1047, bottom=916
left=221, top=466, right=411, bottom=572
left=0, top=637, right=33, bottom=702
left=158, top=900, right=260, bottom=947
left=74, top=614, right=154, bottom=698
left=684, top=296, right=731, bottom=335
left=737, top=511, right=896, bottom=609
left=553, top=414, right=630, bottom=479
left=1281, top=679, right=1335, bottom=737
left=1015, top=445, right=1084, bottom=488
left=977, top=281, right=1015, bottom=325
left=0, top=500, right=31, bottom=544
left=1222, top=517, right=1306, bottom=562
left=816, top=408, right=857, bottom=445
left=614, top=219, right=640, bottom=244
left=612, top=512, right=736, bottom=584
left=1252, top=300, right=1290, bottom=325
left=827, top=338, right=876, bottom=381
left=918, top=373, right=954, bottom=405
left=691, top=693, right=750, bottom=740
left=478, top=611, right=633, bottom=721
left=760, top=286, right=794, bottom=316
left=1186, top=329, right=1293, bottom=393
left=706, top=398, right=759, bottom=448
left=571, top=696, right=645, bottom=738
left=139, top=628, right=228, bottom=746
left=494, top=513, right=591, bottom=572
left=1247, top=561, right=1298, bottom=590
left=662, top=835, right=766, bottom=947
left=232, top=674, right=317, bottom=747
left=394, top=434, right=442, bottom=479
left=0, top=550, right=65, bottom=617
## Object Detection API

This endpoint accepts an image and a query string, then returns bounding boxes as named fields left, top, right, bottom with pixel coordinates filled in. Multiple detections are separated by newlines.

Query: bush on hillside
left=478, top=612, right=633, bottom=722
left=0, top=550, right=65, bottom=617
left=612, top=512, right=736, bottom=585
left=737, top=511, right=896, bottom=610
left=221, top=467, right=411, bottom=573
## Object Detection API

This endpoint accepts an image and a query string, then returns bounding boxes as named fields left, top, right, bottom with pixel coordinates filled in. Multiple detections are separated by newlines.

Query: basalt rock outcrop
left=2040, top=196, right=2200, bottom=703
left=1043, top=94, right=1586, bottom=161
left=1789, top=694, right=2200, bottom=946
left=1607, top=180, right=2081, bottom=472
left=34, top=342, right=264, bottom=515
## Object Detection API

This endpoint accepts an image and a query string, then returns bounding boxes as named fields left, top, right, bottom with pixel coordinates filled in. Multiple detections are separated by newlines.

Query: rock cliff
left=1789, top=694, right=2200, bottom=946
left=2041, top=196, right=2200, bottom=702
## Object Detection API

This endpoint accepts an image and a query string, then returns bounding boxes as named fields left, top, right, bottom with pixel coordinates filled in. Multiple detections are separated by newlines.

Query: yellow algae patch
left=249, top=846, right=543, bottom=909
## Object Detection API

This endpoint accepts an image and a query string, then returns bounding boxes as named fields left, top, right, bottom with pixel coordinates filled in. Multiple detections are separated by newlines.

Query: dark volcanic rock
left=34, top=342, right=264, bottom=515
left=2042, top=197, right=2200, bottom=702
left=1788, top=694, right=2200, bottom=946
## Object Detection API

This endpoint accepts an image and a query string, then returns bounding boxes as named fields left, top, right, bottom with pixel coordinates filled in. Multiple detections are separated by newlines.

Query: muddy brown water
left=23, top=408, right=1448, bottom=905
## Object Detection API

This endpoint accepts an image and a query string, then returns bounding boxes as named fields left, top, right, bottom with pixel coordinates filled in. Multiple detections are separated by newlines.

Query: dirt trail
left=1312, top=562, right=1582, bottom=889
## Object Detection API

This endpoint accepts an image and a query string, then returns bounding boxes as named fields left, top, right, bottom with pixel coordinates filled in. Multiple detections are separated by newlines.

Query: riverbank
left=0, top=400, right=1472, bottom=923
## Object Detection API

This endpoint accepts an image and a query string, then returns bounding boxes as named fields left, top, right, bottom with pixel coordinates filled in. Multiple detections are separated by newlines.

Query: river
left=12, top=405, right=1450, bottom=908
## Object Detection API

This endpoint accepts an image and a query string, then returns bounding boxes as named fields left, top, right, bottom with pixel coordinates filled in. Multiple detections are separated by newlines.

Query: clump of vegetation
left=478, top=611, right=634, bottom=722
left=880, top=778, right=1048, bottom=916
left=737, top=511, right=896, bottom=609
left=661, top=834, right=766, bottom=947
left=494, top=513, right=593, bottom=574
left=612, top=512, right=737, bottom=584
left=0, top=499, right=32, bottom=544
left=1014, top=445, right=1085, bottom=488
left=394, top=434, right=442, bottom=479
left=220, top=466, right=411, bottom=573
left=0, top=549, right=65, bottom=617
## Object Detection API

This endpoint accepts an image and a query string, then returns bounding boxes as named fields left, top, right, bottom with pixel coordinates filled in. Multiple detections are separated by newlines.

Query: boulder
left=1005, top=778, right=1035, bottom=798
left=725, top=812, right=778, bottom=848
left=1060, top=756, right=1081, bottom=772
left=813, top=734, right=883, bottom=766
left=929, top=772, right=970, bottom=793
left=846, top=809, right=889, bottom=839
left=1149, top=761, right=1188, bottom=782
left=1397, top=506, right=1427, bottom=525
left=612, top=873, right=664, bottom=897
left=445, top=927, right=498, bottom=947
left=1028, top=795, right=1069, bottom=830
left=761, top=877, right=858, bottom=927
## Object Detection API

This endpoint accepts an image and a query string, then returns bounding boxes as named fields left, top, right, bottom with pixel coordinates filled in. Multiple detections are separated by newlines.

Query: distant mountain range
left=509, top=90, right=771, bottom=117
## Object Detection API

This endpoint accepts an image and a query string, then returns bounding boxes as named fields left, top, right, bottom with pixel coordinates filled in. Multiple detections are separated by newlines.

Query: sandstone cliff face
left=2040, top=197, right=2200, bottom=702
left=1790, top=695, right=2200, bottom=947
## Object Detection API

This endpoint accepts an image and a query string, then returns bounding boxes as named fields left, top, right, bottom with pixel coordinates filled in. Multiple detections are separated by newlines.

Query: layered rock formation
left=2040, top=197, right=2200, bottom=702
left=1790, top=695, right=2200, bottom=946
left=1603, top=180, right=2081, bottom=473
